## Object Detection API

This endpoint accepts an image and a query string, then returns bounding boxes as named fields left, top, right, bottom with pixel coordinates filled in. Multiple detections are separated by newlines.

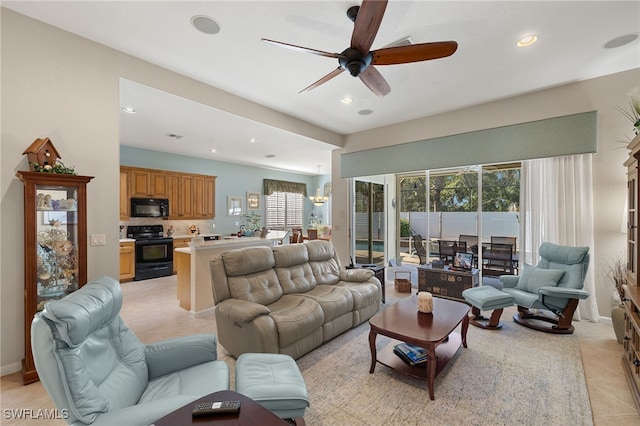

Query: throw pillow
left=515, top=263, right=534, bottom=291
left=526, top=268, right=565, bottom=293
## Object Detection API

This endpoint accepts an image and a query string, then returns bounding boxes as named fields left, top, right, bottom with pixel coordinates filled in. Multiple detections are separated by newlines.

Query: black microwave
left=130, top=198, right=169, bottom=218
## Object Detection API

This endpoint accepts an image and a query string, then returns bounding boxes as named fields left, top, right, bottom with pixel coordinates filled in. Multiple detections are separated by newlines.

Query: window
left=265, top=191, right=303, bottom=230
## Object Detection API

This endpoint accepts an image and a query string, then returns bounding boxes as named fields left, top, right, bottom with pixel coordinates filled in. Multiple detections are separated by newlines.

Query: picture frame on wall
left=227, top=196, right=242, bottom=216
left=247, top=192, right=260, bottom=210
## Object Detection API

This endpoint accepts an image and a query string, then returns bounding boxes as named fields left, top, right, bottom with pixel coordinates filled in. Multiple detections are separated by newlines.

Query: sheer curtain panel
left=520, top=154, right=599, bottom=322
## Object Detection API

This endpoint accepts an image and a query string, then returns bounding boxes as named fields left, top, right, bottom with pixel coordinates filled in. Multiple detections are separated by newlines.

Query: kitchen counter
left=174, top=231, right=286, bottom=316
left=171, top=233, right=222, bottom=240
left=119, top=238, right=135, bottom=243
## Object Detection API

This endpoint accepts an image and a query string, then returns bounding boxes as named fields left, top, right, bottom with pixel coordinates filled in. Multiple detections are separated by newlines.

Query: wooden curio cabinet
left=16, top=171, right=93, bottom=384
left=623, top=133, right=640, bottom=408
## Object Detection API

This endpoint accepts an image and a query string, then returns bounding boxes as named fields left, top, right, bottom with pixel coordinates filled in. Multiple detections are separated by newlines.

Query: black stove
left=127, top=225, right=173, bottom=281
left=127, top=225, right=167, bottom=241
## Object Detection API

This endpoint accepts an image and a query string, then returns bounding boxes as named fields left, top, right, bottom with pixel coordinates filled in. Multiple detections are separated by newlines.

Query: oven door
left=134, top=238, right=173, bottom=280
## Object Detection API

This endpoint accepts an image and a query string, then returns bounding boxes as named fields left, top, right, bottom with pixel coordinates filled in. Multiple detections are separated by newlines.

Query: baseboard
left=599, top=316, right=612, bottom=326
left=1, top=361, right=22, bottom=377
left=190, top=306, right=215, bottom=318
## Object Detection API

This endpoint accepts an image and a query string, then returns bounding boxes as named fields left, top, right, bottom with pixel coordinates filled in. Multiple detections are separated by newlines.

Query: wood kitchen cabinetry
left=120, top=166, right=216, bottom=220
left=623, top=133, right=640, bottom=409
left=119, top=241, right=135, bottom=282
left=172, top=238, right=191, bottom=274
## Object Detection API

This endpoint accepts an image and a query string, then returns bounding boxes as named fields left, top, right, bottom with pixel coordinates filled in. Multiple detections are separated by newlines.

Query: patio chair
left=412, top=234, right=428, bottom=265
left=438, top=240, right=467, bottom=265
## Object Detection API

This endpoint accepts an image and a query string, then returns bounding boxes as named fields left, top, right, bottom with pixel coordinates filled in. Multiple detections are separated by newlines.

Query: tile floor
left=1, top=275, right=639, bottom=425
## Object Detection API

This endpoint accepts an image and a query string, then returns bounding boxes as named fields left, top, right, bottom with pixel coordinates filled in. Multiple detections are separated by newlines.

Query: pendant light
left=309, top=165, right=329, bottom=206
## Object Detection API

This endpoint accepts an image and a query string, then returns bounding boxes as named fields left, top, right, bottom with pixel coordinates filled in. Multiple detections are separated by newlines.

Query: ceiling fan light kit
left=262, top=0, right=458, bottom=97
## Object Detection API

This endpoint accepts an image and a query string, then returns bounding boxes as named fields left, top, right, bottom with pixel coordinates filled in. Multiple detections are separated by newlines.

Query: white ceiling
left=4, top=1, right=639, bottom=175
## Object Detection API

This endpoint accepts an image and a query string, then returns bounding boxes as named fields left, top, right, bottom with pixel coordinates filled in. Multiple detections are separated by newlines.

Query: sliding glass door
left=355, top=180, right=384, bottom=265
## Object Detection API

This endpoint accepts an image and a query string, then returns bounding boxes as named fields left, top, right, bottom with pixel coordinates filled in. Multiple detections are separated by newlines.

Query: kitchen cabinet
left=172, top=237, right=191, bottom=274
left=120, top=168, right=130, bottom=220
left=119, top=241, right=135, bottom=282
left=128, top=168, right=169, bottom=198
left=194, top=175, right=216, bottom=218
left=16, top=171, right=93, bottom=384
left=120, top=166, right=216, bottom=220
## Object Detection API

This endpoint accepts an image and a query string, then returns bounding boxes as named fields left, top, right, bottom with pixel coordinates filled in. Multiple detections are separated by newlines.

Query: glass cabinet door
left=35, top=185, right=81, bottom=310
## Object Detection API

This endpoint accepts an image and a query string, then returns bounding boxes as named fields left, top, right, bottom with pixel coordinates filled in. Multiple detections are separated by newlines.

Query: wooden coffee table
left=150, top=390, right=288, bottom=425
left=368, top=296, right=469, bottom=400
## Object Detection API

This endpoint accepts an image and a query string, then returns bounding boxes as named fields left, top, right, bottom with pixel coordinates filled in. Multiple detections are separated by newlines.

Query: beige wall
left=1, top=6, right=638, bottom=375
left=0, top=8, right=340, bottom=375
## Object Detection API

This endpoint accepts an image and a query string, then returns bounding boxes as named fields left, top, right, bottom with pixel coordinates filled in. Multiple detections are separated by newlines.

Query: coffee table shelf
left=376, top=333, right=462, bottom=380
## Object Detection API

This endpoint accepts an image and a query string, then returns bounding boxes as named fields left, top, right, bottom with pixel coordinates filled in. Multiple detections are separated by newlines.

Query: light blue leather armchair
left=31, top=276, right=230, bottom=425
left=500, top=242, right=590, bottom=334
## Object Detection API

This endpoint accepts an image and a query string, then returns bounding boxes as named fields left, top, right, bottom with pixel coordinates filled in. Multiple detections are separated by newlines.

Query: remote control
left=191, top=400, right=241, bottom=417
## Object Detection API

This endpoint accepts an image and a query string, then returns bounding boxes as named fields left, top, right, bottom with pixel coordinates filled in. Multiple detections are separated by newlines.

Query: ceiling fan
left=261, top=0, right=458, bottom=97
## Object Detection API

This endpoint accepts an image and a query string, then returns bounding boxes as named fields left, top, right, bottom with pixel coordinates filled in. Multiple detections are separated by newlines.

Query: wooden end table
left=368, top=296, right=469, bottom=400
left=150, top=390, right=288, bottom=425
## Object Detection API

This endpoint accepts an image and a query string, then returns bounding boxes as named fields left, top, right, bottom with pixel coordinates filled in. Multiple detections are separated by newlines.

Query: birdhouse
left=22, top=138, right=61, bottom=171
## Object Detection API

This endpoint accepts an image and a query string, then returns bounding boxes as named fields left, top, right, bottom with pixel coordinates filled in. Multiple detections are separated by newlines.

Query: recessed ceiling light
left=517, top=35, right=538, bottom=48
left=121, top=107, right=136, bottom=114
left=358, top=109, right=373, bottom=115
left=209, top=149, right=217, bottom=153
left=341, top=97, right=353, bottom=104
left=191, top=15, right=221, bottom=35
left=604, top=33, right=639, bottom=49
left=249, top=138, right=258, bottom=143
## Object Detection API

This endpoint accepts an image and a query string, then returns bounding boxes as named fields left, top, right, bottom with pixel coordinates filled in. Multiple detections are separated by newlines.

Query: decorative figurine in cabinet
left=16, top=171, right=93, bottom=384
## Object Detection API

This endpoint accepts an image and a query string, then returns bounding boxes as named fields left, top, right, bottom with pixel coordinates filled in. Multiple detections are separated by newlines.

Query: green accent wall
left=341, top=111, right=597, bottom=177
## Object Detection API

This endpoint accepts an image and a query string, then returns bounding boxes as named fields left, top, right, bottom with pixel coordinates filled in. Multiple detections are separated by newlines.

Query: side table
left=150, top=390, right=288, bottom=426
left=348, top=264, right=386, bottom=303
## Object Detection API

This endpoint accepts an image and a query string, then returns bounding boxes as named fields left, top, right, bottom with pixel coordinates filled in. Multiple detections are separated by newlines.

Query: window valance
left=263, top=179, right=307, bottom=196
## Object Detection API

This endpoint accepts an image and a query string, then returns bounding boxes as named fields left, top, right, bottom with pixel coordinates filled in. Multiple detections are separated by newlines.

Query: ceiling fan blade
left=372, top=41, right=458, bottom=65
left=300, top=67, right=345, bottom=93
left=359, top=65, right=390, bottom=97
left=262, top=38, right=345, bottom=59
left=351, top=0, right=388, bottom=53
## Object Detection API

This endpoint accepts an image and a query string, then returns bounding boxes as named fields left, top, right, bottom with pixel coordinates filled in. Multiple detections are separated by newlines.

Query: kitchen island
left=174, top=232, right=286, bottom=316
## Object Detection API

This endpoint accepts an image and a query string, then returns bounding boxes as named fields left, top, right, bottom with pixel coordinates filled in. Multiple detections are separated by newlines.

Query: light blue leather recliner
left=31, top=276, right=230, bottom=425
left=500, top=242, right=590, bottom=334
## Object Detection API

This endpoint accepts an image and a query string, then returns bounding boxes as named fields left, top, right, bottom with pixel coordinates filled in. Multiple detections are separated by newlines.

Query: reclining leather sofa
left=210, top=240, right=382, bottom=359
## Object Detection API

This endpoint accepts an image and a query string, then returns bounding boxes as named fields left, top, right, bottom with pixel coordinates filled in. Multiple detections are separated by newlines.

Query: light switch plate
left=90, top=234, right=106, bottom=246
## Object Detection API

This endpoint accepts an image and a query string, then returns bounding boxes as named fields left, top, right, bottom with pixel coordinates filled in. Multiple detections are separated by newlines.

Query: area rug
left=224, top=301, right=593, bottom=426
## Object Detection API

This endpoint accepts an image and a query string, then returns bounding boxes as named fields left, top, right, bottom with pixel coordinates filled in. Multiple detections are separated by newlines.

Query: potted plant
left=617, top=93, right=640, bottom=137
left=607, top=256, right=627, bottom=343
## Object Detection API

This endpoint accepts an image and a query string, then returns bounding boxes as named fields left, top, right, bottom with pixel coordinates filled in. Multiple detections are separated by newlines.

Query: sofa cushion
left=267, top=295, right=324, bottom=348
left=296, top=285, right=354, bottom=323
left=306, top=241, right=341, bottom=285
left=276, top=263, right=317, bottom=294
left=228, top=269, right=284, bottom=306
left=223, top=246, right=275, bottom=276
left=273, top=244, right=309, bottom=268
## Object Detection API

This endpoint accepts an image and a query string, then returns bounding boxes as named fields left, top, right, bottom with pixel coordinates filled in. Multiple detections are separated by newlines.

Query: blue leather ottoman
left=462, top=286, right=515, bottom=330
left=235, top=353, right=309, bottom=425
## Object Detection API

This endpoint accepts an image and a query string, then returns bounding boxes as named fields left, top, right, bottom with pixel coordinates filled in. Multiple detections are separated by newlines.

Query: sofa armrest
left=499, top=275, right=520, bottom=289
left=339, top=268, right=374, bottom=282
left=539, top=286, right=590, bottom=300
left=216, top=299, right=271, bottom=324
left=145, top=334, right=218, bottom=380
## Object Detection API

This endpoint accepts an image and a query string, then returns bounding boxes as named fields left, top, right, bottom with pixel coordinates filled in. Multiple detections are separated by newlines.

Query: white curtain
left=520, top=154, right=599, bottom=322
